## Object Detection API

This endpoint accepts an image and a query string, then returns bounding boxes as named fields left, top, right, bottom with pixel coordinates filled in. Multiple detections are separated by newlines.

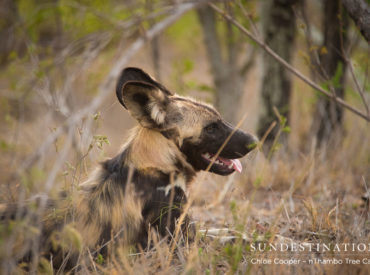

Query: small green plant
left=92, top=135, right=110, bottom=150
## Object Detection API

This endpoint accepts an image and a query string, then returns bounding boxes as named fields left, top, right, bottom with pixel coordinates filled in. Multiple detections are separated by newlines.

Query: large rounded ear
left=116, top=68, right=175, bottom=129
left=120, top=81, right=171, bottom=129
left=116, top=67, right=173, bottom=109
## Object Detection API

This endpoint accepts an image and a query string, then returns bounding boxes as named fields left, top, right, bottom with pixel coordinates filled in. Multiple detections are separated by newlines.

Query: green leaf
left=247, top=142, right=258, bottom=150
left=96, top=253, right=104, bottom=265
left=93, top=135, right=110, bottom=150
left=93, top=111, right=101, bottom=121
left=38, top=257, right=53, bottom=275
left=282, top=126, right=291, bottom=133
left=183, top=59, right=194, bottom=74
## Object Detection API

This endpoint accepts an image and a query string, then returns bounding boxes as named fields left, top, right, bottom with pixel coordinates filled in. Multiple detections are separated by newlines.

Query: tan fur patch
left=171, top=97, right=220, bottom=142
left=127, top=127, right=180, bottom=173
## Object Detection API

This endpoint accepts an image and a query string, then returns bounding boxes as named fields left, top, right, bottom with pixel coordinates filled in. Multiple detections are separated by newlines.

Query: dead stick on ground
left=210, top=3, right=370, bottom=122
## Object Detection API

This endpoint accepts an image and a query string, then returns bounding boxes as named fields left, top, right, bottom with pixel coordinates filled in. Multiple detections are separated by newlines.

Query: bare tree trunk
left=341, top=0, right=370, bottom=43
left=146, top=0, right=161, bottom=81
left=257, top=0, right=298, bottom=143
left=197, top=5, right=247, bottom=124
left=312, top=0, right=349, bottom=145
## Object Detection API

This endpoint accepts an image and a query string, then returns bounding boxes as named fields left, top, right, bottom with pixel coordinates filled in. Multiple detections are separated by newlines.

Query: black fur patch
left=141, top=186, right=188, bottom=247
left=132, top=92, right=149, bottom=106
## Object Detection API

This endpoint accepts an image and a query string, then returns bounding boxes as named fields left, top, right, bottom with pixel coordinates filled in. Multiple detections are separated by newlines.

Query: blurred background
left=0, top=0, right=369, bottom=273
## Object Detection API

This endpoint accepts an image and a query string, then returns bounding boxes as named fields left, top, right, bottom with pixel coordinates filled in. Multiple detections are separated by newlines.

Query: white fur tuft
left=157, top=175, right=187, bottom=196
left=150, top=103, right=166, bottom=125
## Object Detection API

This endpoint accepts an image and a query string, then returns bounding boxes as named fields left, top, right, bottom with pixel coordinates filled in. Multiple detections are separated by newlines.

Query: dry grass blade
left=302, top=198, right=318, bottom=231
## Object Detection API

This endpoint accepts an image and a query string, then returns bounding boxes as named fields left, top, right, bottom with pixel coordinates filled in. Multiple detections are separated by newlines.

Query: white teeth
left=215, top=160, right=225, bottom=166
left=202, top=152, right=236, bottom=170
left=203, top=153, right=228, bottom=167
left=203, top=153, right=214, bottom=160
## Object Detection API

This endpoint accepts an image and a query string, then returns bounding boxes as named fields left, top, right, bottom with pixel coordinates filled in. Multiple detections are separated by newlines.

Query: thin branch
left=236, top=0, right=260, bottom=39
left=210, top=3, right=370, bottom=122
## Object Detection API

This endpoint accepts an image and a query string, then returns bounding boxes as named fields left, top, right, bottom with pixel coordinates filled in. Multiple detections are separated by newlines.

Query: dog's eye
left=205, top=123, right=218, bottom=134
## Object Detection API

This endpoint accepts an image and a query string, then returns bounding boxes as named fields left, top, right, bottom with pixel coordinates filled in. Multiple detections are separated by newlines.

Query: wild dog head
left=116, top=67, right=257, bottom=176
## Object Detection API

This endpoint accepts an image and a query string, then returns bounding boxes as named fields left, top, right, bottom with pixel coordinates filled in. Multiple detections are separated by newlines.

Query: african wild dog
left=74, top=67, right=257, bottom=252
left=1, top=67, right=257, bottom=271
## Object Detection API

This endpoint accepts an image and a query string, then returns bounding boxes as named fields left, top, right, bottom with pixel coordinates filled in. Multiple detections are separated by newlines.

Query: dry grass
left=1, top=111, right=369, bottom=274
left=80, top=124, right=369, bottom=275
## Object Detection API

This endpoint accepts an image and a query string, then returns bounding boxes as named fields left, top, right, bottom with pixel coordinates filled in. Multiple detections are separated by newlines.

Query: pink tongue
left=215, top=156, right=243, bottom=173
left=231, top=159, right=242, bottom=173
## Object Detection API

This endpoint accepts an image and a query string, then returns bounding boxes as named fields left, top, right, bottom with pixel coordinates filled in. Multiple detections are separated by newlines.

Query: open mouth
left=201, top=152, right=242, bottom=174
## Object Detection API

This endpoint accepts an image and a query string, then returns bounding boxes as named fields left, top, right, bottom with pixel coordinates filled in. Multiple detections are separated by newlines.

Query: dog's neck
left=123, top=126, right=196, bottom=182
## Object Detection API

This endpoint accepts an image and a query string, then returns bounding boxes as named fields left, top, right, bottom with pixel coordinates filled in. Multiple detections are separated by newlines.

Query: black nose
left=221, top=129, right=258, bottom=159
